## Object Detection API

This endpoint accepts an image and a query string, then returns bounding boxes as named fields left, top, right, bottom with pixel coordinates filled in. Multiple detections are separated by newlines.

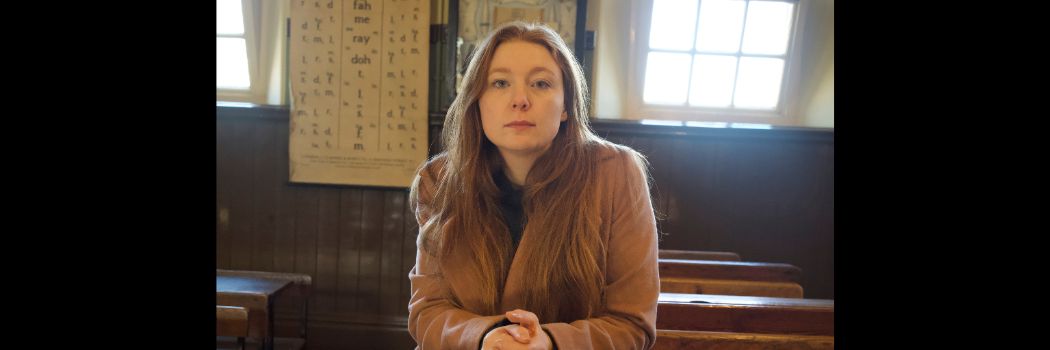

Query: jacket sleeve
left=407, top=165, right=505, bottom=350
left=541, top=148, right=660, bottom=350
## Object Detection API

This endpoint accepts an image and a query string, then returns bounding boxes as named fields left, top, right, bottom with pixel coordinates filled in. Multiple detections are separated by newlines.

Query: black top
left=495, top=172, right=525, bottom=250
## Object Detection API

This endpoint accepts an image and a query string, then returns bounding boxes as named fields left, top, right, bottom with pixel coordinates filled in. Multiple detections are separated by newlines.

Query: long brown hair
left=410, top=22, right=613, bottom=323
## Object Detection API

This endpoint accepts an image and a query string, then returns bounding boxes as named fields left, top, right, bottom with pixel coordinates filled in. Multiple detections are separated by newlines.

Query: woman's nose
left=511, top=87, right=530, bottom=111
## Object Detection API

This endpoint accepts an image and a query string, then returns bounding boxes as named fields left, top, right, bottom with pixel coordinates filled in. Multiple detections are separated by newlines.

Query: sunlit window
left=642, top=0, right=796, bottom=111
left=217, top=0, right=251, bottom=90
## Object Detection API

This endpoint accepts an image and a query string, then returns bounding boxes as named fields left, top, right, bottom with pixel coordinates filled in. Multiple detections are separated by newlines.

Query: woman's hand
left=480, top=309, right=553, bottom=350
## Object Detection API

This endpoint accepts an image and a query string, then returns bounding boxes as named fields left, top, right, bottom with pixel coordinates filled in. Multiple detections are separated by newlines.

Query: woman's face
left=479, top=40, right=568, bottom=159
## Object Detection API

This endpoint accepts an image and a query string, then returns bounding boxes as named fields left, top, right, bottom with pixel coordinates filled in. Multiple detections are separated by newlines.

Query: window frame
left=626, top=0, right=808, bottom=125
left=217, top=0, right=268, bottom=104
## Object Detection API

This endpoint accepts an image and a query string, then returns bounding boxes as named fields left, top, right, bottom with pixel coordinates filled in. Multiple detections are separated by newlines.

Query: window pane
left=689, top=54, right=737, bottom=107
left=649, top=0, right=699, bottom=51
left=741, top=1, right=794, bottom=55
left=733, top=57, right=783, bottom=109
left=643, top=52, right=692, bottom=105
left=695, top=0, right=746, bottom=53
left=217, top=0, right=245, bottom=35
left=217, top=38, right=251, bottom=89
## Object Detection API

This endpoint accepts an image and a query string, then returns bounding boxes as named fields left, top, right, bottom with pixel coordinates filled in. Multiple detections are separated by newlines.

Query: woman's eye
left=492, top=80, right=509, bottom=88
left=533, top=80, right=552, bottom=89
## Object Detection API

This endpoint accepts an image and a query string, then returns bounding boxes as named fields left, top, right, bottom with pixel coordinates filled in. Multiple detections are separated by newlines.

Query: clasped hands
left=481, top=309, right=552, bottom=350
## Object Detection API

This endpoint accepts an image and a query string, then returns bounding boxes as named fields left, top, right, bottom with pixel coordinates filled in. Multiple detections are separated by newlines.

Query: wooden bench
left=655, top=329, right=834, bottom=350
left=657, top=293, right=833, bottom=336
left=659, top=250, right=741, bottom=261
left=217, top=305, right=249, bottom=350
left=659, top=259, right=804, bottom=298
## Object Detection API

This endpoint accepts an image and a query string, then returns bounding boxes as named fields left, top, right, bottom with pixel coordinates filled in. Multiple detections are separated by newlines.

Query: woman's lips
left=505, top=120, right=535, bottom=130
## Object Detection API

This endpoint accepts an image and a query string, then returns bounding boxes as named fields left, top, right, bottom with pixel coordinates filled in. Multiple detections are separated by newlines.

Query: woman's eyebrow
left=527, top=67, right=556, bottom=77
left=487, top=66, right=557, bottom=77
left=489, top=67, right=511, bottom=75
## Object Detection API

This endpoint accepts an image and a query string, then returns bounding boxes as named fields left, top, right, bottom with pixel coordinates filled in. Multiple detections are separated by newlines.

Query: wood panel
left=400, top=195, right=418, bottom=318
left=336, top=189, right=363, bottom=313
left=380, top=191, right=407, bottom=317
left=315, top=189, right=340, bottom=312
left=251, top=119, right=278, bottom=272
left=294, top=186, right=319, bottom=303
left=216, top=113, right=233, bottom=268
left=273, top=121, right=298, bottom=274
left=229, top=119, right=254, bottom=270
left=357, top=189, right=385, bottom=319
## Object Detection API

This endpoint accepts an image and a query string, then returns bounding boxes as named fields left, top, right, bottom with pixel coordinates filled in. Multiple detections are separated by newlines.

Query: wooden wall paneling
left=358, top=189, right=386, bottom=319
left=720, top=141, right=789, bottom=253
left=677, top=137, right=724, bottom=249
left=315, top=188, right=341, bottom=312
left=293, top=186, right=319, bottom=308
left=217, top=116, right=233, bottom=268
left=775, top=141, right=833, bottom=299
left=428, top=124, right=443, bottom=156
left=701, top=139, right=756, bottom=258
left=251, top=119, right=279, bottom=272
left=380, top=191, right=407, bottom=317
left=273, top=122, right=298, bottom=274
left=808, top=142, right=834, bottom=299
left=401, top=192, right=419, bottom=318
left=336, top=188, right=363, bottom=313
left=229, top=119, right=255, bottom=270
left=645, top=136, right=674, bottom=241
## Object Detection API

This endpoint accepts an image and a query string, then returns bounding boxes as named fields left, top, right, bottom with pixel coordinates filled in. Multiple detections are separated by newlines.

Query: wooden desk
left=217, top=276, right=293, bottom=350
left=217, top=269, right=312, bottom=341
left=657, top=293, right=834, bottom=336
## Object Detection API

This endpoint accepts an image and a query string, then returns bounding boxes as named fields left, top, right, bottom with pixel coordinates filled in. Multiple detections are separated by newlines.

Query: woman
left=408, top=21, right=659, bottom=350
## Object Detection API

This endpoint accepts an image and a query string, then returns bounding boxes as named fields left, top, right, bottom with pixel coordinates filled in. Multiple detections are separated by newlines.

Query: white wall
left=797, top=0, right=834, bottom=127
left=591, top=0, right=631, bottom=119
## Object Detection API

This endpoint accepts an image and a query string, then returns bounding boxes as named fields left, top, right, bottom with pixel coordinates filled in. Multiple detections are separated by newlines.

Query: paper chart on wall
left=289, top=0, right=429, bottom=188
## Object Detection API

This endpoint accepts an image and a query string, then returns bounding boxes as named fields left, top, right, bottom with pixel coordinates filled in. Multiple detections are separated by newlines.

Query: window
left=217, top=0, right=252, bottom=90
left=216, top=0, right=288, bottom=105
left=629, top=0, right=805, bottom=124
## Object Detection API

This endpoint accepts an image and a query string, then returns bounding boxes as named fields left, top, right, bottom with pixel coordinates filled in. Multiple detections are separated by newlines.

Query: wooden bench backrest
left=659, top=259, right=801, bottom=283
left=660, top=277, right=803, bottom=298
left=656, top=293, right=834, bottom=336
left=658, top=250, right=741, bottom=261
left=216, top=305, right=249, bottom=337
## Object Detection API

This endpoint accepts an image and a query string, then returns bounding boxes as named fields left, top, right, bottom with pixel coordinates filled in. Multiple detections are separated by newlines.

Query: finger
left=506, top=309, right=538, bottom=324
left=506, top=310, right=540, bottom=332
left=504, top=324, right=531, bottom=343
